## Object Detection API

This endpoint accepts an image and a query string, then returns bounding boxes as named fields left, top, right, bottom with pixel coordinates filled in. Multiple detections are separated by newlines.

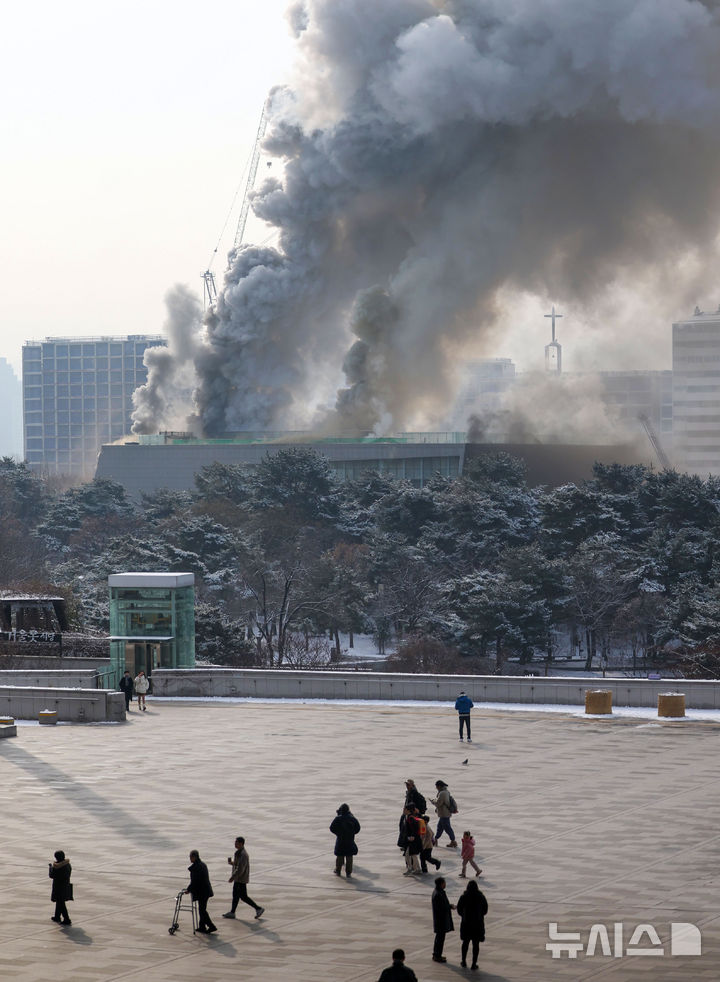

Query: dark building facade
left=95, top=432, right=651, bottom=498
left=22, top=335, right=165, bottom=477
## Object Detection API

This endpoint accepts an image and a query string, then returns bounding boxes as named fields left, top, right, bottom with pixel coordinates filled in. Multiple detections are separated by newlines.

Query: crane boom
left=232, top=101, right=269, bottom=252
left=638, top=412, right=671, bottom=470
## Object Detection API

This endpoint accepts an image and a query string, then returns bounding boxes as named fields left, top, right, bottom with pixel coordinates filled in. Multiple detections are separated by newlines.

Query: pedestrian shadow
left=61, top=925, right=92, bottom=946
left=444, top=964, right=509, bottom=980
left=0, top=742, right=176, bottom=849
left=350, top=865, right=381, bottom=881
left=247, top=922, right=283, bottom=943
left=197, top=937, right=239, bottom=958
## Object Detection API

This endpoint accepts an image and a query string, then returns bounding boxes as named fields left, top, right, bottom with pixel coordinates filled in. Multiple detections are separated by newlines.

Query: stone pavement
left=0, top=700, right=718, bottom=982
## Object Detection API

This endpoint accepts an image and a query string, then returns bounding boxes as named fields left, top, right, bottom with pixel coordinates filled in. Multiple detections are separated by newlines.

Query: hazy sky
left=0, top=0, right=294, bottom=374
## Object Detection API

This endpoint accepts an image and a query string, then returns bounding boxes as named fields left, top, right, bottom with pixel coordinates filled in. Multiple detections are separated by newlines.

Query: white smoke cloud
left=466, top=372, right=629, bottom=445
left=153, top=0, right=720, bottom=438
left=131, top=284, right=202, bottom=434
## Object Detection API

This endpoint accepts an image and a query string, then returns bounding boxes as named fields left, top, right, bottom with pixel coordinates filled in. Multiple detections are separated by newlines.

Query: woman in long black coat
left=457, top=879, right=488, bottom=970
left=49, top=849, right=72, bottom=926
left=330, top=803, right=360, bottom=878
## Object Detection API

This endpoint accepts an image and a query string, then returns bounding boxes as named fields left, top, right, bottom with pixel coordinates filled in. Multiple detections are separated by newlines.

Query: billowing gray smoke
left=132, top=284, right=202, bottom=434
left=160, top=0, right=720, bottom=436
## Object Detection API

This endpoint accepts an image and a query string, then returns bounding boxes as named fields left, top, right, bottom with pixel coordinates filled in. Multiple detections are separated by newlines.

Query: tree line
left=0, top=450, right=719, bottom=677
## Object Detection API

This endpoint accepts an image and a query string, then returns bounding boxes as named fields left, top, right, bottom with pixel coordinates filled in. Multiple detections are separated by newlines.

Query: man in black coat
left=330, top=803, right=361, bottom=878
left=431, top=876, right=455, bottom=962
left=404, top=779, right=426, bottom=814
left=185, top=850, right=217, bottom=933
left=378, top=948, right=418, bottom=981
left=49, top=849, right=72, bottom=926
left=118, top=671, right=133, bottom=711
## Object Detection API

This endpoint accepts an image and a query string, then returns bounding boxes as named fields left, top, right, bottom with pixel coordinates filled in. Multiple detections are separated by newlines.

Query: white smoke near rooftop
left=131, top=284, right=202, bottom=435
left=466, top=372, right=629, bottom=445
left=158, top=0, right=720, bottom=437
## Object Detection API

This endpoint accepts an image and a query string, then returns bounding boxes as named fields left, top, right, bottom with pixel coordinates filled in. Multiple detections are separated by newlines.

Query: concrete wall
left=0, top=687, right=125, bottom=723
left=150, top=668, right=720, bottom=710
left=0, top=670, right=101, bottom=689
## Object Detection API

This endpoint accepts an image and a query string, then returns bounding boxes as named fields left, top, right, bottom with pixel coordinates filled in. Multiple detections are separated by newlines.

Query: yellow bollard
left=38, top=710, right=58, bottom=725
left=585, top=689, right=612, bottom=715
left=658, top=693, right=685, bottom=718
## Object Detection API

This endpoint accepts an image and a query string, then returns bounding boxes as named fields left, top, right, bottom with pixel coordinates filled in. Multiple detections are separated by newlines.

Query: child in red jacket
left=459, top=831, right=482, bottom=878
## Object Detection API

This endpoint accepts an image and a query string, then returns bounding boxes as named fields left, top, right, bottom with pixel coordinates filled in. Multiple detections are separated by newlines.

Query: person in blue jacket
left=455, top=691, right=473, bottom=742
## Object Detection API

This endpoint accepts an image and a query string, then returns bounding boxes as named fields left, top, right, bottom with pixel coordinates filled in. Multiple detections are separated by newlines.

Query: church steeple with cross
left=544, top=305, right=563, bottom=373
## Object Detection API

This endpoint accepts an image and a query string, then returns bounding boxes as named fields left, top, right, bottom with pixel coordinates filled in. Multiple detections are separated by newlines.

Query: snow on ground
left=337, top=632, right=388, bottom=661
left=149, top=696, right=720, bottom=722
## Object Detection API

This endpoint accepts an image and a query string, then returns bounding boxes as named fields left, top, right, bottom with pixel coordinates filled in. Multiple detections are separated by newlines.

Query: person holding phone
left=223, top=837, right=265, bottom=920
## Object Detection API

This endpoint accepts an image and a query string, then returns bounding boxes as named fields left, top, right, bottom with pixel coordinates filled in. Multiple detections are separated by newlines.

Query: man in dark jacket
left=431, top=876, right=455, bottom=962
left=118, top=670, right=133, bottom=711
left=455, top=691, right=474, bottom=742
left=330, top=803, right=360, bottom=878
left=185, top=850, right=217, bottom=933
left=49, top=849, right=72, bottom=926
left=378, top=948, right=418, bottom=981
left=404, top=779, right=426, bottom=814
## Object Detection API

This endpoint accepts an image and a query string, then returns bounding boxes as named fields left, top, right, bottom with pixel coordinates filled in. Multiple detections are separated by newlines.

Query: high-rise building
left=0, top=357, right=23, bottom=458
left=22, top=335, right=165, bottom=477
left=597, top=370, right=673, bottom=436
left=672, top=306, right=720, bottom=475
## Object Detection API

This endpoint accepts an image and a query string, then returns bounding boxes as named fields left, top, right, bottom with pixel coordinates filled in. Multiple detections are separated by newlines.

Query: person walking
left=49, top=849, right=73, bottom=926
left=185, top=850, right=217, bottom=933
left=431, top=876, right=455, bottom=963
left=330, top=803, right=360, bottom=878
left=398, top=805, right=410, bottom=866
left=378, top=948, right=418, bottom=981
left=459, top=831, right=482, bottom=878
left=404, top=779, right=426, bottom=814
left=431, top=780, right=457, bottom=848
left=118, top=670, right=133, bottom=711
left=420, top=814, right=441, bottom=873
left=455, top=690, right=473, bottom=742
left=223, top=837, right=265, bottom=920
left=403, top=806, right=423, bottom=875
left=134, top=670, right=149, bottom=711
left=457, top=879, right=488, bottom=970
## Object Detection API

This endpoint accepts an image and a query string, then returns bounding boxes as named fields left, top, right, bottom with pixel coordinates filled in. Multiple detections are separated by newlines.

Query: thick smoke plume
left=154, top=0, right=720, bottom=437
left=132, top=284, right=202, bottom=434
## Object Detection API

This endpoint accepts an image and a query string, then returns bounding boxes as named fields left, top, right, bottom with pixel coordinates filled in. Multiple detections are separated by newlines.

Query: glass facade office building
left=108, top=573, right=195, bottom=688
left=22, top=335, right=165, bottom=477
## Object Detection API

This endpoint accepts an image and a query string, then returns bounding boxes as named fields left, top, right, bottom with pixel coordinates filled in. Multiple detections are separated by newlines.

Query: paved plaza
left=0, top=699, right=718, bottom=982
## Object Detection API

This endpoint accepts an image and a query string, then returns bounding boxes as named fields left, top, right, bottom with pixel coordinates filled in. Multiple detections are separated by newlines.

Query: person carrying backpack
left=420, top=814, right=442, bottom=873
left=404, top=779, right=426, bottom=814
left=431, top=780, right=458, bottom=848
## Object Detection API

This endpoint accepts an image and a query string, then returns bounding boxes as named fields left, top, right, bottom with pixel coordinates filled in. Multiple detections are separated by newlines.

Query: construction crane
left=200, top=100, right=271, bottom=310
left=232, top=100, right=269, bottom=253
left=201, top=270, right=217, bottom=309
left=638, top=412, right=671, bottom=470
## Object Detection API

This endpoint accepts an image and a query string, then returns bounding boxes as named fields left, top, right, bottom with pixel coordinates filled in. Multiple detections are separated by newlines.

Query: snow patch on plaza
left=153, top=696, right=720, bottom=722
